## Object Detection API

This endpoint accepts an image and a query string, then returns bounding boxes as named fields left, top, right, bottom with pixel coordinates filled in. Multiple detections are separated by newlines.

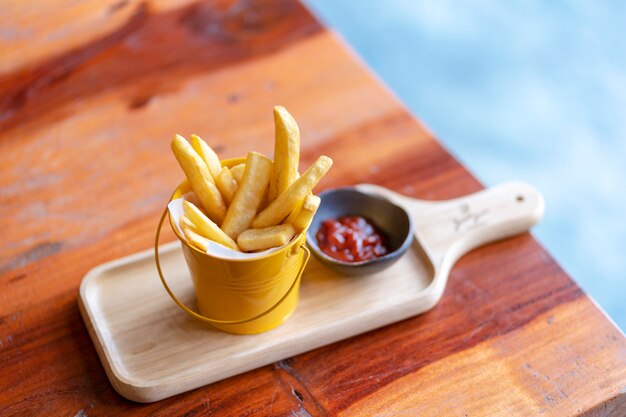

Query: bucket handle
left=154, top=208, right=310, bottom=325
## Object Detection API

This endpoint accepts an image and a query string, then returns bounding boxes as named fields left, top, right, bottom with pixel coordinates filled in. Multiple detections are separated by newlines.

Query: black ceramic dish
left=306, top=187, right=414, bottom=275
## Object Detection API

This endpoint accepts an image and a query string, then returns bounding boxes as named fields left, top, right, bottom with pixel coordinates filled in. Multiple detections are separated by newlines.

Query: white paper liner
left=167, top=196, right=289, bottom=259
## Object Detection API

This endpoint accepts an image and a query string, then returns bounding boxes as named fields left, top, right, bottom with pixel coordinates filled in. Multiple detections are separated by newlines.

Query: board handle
left=415, top=181, right=544, bottom=266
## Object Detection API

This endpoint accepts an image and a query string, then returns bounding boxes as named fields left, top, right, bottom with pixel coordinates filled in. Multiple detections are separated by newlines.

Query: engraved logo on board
left=453, top=204, right=488, bottom=232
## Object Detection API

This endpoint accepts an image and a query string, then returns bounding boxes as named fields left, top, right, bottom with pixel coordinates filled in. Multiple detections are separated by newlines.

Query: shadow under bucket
left=155, top=158, right=310, bottom=335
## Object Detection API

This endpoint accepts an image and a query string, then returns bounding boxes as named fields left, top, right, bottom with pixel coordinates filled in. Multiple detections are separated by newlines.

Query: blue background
left=304, top=0, right=625, bottom=330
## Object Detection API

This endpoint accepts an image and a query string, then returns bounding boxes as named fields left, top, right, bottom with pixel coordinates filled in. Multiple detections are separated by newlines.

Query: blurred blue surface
left=304, top=0, right=626, bottom=330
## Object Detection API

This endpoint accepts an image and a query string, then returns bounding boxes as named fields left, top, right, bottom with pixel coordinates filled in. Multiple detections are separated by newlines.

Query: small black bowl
left=306, top=187, right=414, bottom=275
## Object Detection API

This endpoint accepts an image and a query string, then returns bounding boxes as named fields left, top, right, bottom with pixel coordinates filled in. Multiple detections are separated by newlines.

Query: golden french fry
left=183, top=200, right=239, bottom=250
left=230, top=163, right=245, bottom=182
left=181, top=221, right=211, bottom=252
left=221, top=152, right=272, bottom=239
left=301, top=193, right=321, bottom=211
left=252, top=155, right=332, bottom=228
left=268, top=106, right=300, bottom=202
left=190, top=134, right=222, bottom=179
left=284, top=189, right=309, bottom=225
left=179, top=214, right=199, bottom=234
left=215, top=167, right=238, bottom=205
left=289, top=194, right=320, bottom=232
left=171, top=135, right=226, bottom=224
left=237, top=224, right=296, bottom=252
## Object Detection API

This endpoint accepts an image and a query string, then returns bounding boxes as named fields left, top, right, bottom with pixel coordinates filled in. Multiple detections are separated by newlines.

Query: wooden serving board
left=79, top=181, right=542, bottom=402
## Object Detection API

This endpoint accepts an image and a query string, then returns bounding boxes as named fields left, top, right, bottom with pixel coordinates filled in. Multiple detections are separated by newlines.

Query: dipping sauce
left=316, top=216, right=388, bottom=262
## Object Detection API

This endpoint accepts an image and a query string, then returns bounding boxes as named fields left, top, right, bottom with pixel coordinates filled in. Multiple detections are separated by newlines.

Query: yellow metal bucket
left=155, top=157, right=310, bottom=334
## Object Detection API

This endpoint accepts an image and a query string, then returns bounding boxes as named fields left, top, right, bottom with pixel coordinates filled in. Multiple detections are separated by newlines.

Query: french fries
left=171, top=134, right=226, bottom=224
left=268, top=106, right=300, bottom=201
left=237, top=224, right=296, bottom=252
left=284, top=194, right=306, bottom=225
left=183, top=200, right=239, bottom=250
left=230, top=164, right=245, bottom=183
left=181, top=219, right=212, bottom=252
left=289, top=194, right=320, bottom=232
left=252, top=155, right=332, bottom=229
left=215, top=167, right=238, bottom=205
left=190, top=134, right=222, bottom=178
left=171, top=107, right=331, bottom=253
left=180, top=214, right=199, bottom=234
left=221, top=152, right=272, bottom=239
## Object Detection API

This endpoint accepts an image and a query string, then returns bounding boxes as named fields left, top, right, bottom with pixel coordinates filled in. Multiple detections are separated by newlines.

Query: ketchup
left=316, top=216, right=388, bottom=262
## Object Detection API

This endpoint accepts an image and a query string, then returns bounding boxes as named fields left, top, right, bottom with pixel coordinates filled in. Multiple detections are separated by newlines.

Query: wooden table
left=1, top=1, right=625, bottom=415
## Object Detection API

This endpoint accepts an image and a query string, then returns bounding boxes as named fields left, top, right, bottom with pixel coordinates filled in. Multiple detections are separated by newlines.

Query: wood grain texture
left=1, top=0, right=625, bottom=416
